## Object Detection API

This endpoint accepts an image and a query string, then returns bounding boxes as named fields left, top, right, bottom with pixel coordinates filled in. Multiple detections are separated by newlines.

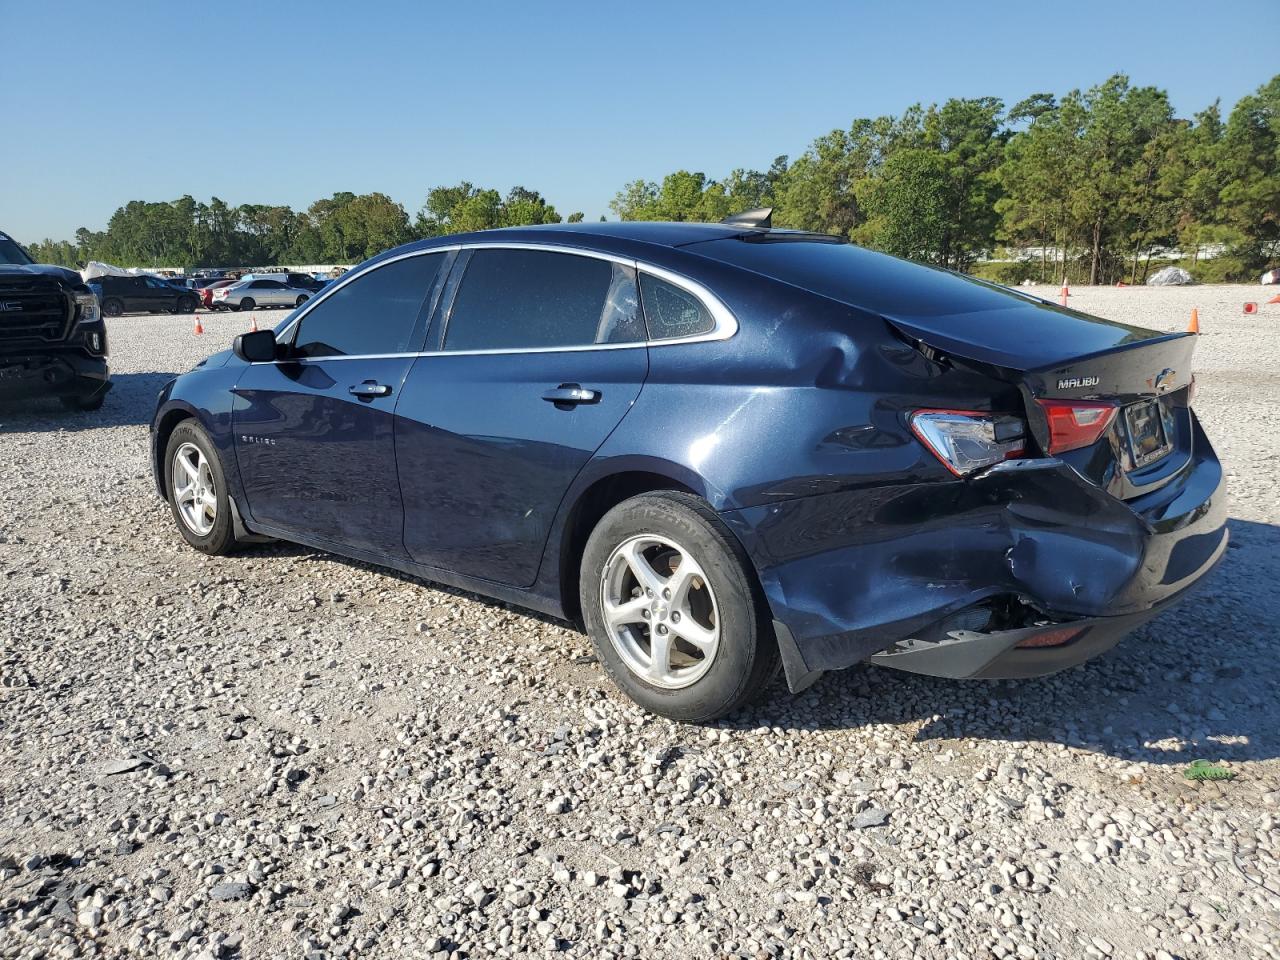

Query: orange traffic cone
left=1188, top=308, right=1199, bottom=334
left=194, top=314, right=204, bottom=335
left=1059, top=280, right=1070, bottom=306
left=250, top=315, right=258, bottom=333
left=1267, top=293, right=1280, bottom=304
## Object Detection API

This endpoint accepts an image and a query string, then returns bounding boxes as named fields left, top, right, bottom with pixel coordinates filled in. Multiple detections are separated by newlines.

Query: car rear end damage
left=689, top=237, right=1227, bottom=691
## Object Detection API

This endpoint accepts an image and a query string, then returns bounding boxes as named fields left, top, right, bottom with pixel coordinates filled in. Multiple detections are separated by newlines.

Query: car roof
left=515, top=221, right=749, bottom=247
left=367, top=222, right=843, bottom=275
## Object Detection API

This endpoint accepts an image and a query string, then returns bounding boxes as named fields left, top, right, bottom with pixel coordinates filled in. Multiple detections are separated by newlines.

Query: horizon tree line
left=25, top=73, right=1279, bottom=284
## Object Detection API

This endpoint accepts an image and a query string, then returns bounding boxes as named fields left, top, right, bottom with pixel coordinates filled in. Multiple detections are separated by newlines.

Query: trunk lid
left=883, top=299, right=1198, bottom=500
left=681, top=236, right=1196, bottom=498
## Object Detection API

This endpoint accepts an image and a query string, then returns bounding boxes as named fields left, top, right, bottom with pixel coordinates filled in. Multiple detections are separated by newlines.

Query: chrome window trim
left=275, top=245, right=461, bottom=343
left=268, top=240, right=737, bottom=363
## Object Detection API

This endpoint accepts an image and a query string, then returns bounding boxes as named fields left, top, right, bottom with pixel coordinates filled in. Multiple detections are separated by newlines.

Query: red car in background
left=200, top=279, right=238, bottom=309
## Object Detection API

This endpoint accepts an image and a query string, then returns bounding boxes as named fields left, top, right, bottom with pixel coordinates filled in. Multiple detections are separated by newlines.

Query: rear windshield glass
left=691, top=238, right=1031, bottom=319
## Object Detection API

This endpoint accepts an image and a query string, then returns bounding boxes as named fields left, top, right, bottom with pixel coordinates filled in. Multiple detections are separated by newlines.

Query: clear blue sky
left=3, top=0, right=1274, bottom=242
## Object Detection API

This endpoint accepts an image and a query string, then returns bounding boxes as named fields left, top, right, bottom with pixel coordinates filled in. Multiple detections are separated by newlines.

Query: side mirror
left=232, top=328, right=278, bottom=363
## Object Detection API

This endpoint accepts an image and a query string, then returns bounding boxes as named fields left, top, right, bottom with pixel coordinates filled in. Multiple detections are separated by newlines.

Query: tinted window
left=0, top=233, right=32, bottom=265
left=293, top=253, right=443, bottom=358
left=444, top=249, right=642, bottom=351
left=638, top=274, right=715, bottom=339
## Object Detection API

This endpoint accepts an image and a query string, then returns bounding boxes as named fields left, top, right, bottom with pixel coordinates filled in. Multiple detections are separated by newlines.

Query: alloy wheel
left=600, top=534, right=720, bottom=689
left=172, top=442, right=217, bottom=536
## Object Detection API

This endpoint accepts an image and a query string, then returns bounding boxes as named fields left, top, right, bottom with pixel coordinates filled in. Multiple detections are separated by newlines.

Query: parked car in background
left=149, top=216, right=1226, bottom=721
left=240, top=272, right=327, bottom=293
left=201, top=279, right=238, bottom=309
left=212, top=277, right=313, bottom=311
left=88, top=274, right=199, bottom=316
left=0, top=229, right=110, bottom=410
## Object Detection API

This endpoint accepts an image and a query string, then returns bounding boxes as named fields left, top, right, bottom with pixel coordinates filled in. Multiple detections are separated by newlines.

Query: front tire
left=178, top=296, right=197, bottom=314
left=164, top=420, right=236, bottom=555
left=102, top=299, right=123, bottom=317
left=580, top=491, right=778, bottom=722
left=295, top=295, right=309, bottom=307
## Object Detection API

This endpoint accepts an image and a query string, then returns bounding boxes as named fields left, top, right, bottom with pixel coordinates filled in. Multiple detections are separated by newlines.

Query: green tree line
left=26, top=73, right=1278, bottom=283
left=612, top=73, right=1279, bottom=284
left=25, top=186, right=580, bottom=270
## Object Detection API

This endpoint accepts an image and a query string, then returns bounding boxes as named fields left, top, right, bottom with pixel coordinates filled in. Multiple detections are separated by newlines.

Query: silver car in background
left=212, top=277, right=314, bottom=311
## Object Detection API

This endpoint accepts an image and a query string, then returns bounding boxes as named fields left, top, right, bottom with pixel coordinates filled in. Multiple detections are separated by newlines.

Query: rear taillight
left=910, top=409, right=1026, bottom=477
left=1035, top=399, right=1118, bottom=454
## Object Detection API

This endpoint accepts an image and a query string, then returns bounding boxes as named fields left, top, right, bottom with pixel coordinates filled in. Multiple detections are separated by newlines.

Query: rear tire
left=579, top=491, right=778, bottom=722
left=295, top=295, right=309, bottom=307
left=102, top=299, right=123, bottom=317
left=164, top=420, right=237, bottom=556
left=239, top=297, right=255, bottom=312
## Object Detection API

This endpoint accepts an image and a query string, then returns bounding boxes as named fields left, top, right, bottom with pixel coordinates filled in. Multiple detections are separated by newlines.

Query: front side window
left=292, top=253, right=443, bottom=358
left=444, top=249, right=643, bottom=351
left=638, top=274, right=716, bottom=340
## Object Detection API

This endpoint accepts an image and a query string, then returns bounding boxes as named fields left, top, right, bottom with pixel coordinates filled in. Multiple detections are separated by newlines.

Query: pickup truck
left=0, top=231, right=110, bottom=411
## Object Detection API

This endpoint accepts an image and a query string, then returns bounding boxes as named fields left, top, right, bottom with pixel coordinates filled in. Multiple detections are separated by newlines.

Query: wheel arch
left=554, top=469, right=704, bottom=626
left=151, top=402, right=203, bottom=497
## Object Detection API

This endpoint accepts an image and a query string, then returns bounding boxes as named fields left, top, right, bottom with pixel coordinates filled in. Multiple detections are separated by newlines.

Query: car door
left=142, top=276, right=172, bottom=311
left=396, top=246, right=649, bottom=587
left=122, top=277, right=147, bottom=312
left=254, top=280, right=280, bottom=307
left=232, top=250, right=450, bottom=556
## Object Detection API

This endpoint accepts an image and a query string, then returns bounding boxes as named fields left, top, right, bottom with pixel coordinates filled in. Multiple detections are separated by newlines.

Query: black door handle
left=349, top=380, right=392, bottom=400
left=542, top=383, right=600, bottom=406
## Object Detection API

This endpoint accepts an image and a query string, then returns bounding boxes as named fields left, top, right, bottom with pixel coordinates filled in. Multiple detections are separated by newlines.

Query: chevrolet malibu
left=149, top=215, right=1226, bottom=721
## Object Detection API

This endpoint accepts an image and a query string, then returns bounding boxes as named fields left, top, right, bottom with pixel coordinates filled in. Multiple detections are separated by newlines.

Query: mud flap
left=773, top=620, right=825, bottom=693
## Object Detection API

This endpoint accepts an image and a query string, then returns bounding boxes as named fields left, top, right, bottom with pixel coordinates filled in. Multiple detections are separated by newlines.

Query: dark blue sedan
left=150, top=214, right=1226, bottom=721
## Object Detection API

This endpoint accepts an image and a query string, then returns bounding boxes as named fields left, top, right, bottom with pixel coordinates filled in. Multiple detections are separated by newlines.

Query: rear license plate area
left=1124, top=398, right=1171, bottom=468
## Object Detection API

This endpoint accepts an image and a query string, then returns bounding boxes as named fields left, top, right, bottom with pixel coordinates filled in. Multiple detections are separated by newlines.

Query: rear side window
left=638, top=274, right=715, bottom=339
left=444, top=249, right=643, bottom=351
left=292, top=253, right=443, bottom=358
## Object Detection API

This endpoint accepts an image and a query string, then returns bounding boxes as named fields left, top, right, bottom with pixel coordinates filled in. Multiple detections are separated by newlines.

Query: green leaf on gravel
left=1183, top=759, right=1236, bottom=781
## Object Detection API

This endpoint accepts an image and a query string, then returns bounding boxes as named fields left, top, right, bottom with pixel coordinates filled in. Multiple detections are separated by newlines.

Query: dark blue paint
left=396, top=346, right=647, bottom=586
left=232, top=356, right=416, bottom=556
left=150, top=223, right=1227, bottom=683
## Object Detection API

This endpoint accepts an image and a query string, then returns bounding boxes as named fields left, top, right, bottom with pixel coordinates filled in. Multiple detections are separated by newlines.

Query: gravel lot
left=1, top=286, right=1278, bottom=960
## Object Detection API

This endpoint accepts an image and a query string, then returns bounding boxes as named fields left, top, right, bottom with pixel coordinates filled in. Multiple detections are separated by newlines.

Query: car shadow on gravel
left=200, top=515, right=1280, bottom=769
left=735, top=517, right=1280, bottom=768
left=0, top=372, right=179, bottom=432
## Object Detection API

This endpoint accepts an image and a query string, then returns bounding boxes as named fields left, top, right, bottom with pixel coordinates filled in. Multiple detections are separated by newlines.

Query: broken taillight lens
left=910, top=410, right=1026, bottom=477
left=1035, top=399, right=1118, bottom=454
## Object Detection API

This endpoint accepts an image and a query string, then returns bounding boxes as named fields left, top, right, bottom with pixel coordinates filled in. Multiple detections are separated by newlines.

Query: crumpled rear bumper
left=721, top=415, right=1227, bottom=689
